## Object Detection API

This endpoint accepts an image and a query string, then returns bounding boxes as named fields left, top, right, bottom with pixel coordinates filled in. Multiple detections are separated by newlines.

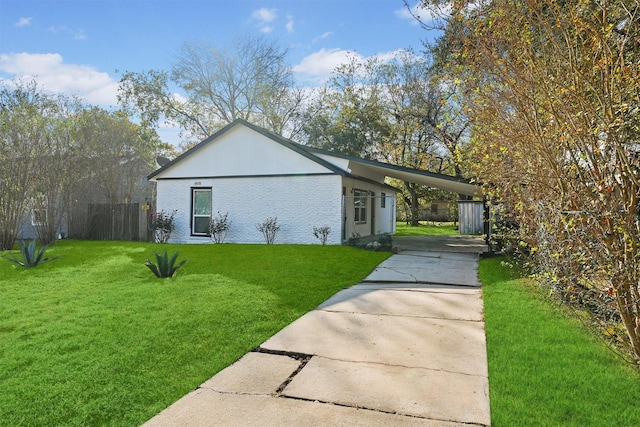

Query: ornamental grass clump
left=144, top=249, right=187, bottom=278
left=3, top=239, right=59, bottom=268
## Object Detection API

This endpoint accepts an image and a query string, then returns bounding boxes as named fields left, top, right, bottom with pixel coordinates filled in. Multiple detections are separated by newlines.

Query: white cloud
left=156, top=121, right=183, bottom=147
left=312, top=31, right=333, bottom=43
left=252, top=7, right=277, bottom=23
left=0, top=52, right=118, bottom=106
left=251, top=8, right=278, bottom=33
left=394, top=4, right=419, bottom=23
left=374, top=49, right=408, bottom=64
left=293, top=48, right=361, bottom=84
left=15, top=17, right=32, bottom=27
left=48, top=25, right=87, bottom=40
left=394, top=3, right=450, bottom=26
left=293, top=48, right=412, bottom=86
left=286, top=14, right=294, bottom=33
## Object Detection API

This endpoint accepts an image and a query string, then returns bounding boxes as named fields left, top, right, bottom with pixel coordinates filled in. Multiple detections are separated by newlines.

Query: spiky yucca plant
left=144, top=250, right=187, bottom=278
left=3, top=240, right=59, bottom=268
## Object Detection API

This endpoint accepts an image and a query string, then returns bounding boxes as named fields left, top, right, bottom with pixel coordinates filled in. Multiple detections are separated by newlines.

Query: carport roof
left=301, top=146, right=482, bottom=197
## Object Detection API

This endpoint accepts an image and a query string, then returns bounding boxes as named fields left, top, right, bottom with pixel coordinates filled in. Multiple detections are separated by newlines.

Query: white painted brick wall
left=156, top=175, right=343, bottom=244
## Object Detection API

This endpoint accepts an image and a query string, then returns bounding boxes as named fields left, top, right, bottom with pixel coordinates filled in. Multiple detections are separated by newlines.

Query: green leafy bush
left=3, top=239, right=59, bottom=268
left=347, top=232, right=361, bottom=247
left=144, top=250, right=187, bottom=278
left=377, top=233, right=393, bottom=251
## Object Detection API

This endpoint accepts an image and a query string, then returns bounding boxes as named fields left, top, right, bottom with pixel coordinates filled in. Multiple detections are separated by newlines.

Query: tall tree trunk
left=405, top=182, right=420, bottom=226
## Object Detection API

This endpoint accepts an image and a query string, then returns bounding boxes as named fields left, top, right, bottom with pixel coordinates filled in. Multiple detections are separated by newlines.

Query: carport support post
left=483, top=197, right=492, bottom=250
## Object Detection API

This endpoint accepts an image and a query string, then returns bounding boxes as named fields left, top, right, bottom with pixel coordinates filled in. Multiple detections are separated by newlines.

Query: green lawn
left=394, top=221, right=459, bottom=236
left=0, top=240, right=390, bottom=426
left=480, top=257, right=640, bottom=426
left=6, top=242, right=637, bottom=425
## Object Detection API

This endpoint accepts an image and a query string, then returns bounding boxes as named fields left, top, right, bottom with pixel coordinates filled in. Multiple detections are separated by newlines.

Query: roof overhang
left=304, top=147, right=482, bottom=197
left=353, top=161, right=482, bottom=197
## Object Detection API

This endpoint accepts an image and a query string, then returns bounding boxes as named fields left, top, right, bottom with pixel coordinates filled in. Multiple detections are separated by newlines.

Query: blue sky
left=0, top=0, right=439, bottom=141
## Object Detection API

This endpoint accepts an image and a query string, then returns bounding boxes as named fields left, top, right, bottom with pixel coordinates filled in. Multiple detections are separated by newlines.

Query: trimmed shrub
left=313, top=226, right=331, bottom=245
left=210, top=212, right=231, bottom=244
left=256, top=217, right=280, bottom=244
left=149, top=210, right=177, bottom=243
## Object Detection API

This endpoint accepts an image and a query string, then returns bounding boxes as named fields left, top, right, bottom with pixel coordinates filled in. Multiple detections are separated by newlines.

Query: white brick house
left=148, top=119, right=481, bottom=244
left=149, top=120, right=397, bottom=244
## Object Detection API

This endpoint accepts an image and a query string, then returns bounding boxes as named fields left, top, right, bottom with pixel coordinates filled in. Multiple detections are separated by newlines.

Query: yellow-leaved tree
left=417, top=0, right=640, bottom=359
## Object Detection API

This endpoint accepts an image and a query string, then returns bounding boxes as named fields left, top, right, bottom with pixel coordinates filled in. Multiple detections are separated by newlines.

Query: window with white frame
left=354, top=189, right=368, bottom=223
left=192, top=188, right=212, bottom=235
left=31, top=194, right=48, bottom=226
left=381, top=192, right=386, bottom=208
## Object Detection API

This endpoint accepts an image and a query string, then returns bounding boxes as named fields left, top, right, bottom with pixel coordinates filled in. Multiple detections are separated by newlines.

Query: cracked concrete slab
left=261, top=310, right=488, bottom=377
left=368, top=257, right=476, bottom=272
left=283, top=356, right=490, bottom=426
left=143, top=247, right=491, bottom=427
left=365, top=267, right=480, bottom=286
left=199, top=352, right=301, bottom=395
left=364, top=253, right=481, bottom=286
left=393, top=236, right=488, bottom=254
left=392, top=251, right=481, bottom=262
left=144, top=390, right=469, bottom=427
left=317, top=286, right=485, bottom=321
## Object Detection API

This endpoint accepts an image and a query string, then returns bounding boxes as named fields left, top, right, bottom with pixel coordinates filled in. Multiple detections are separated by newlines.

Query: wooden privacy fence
left=86, top=203, right=152, bottom=241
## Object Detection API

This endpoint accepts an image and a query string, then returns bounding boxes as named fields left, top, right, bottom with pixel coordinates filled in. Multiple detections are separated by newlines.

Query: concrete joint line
left=319, top=308, right=485, bottom=323
left=311, top=355, right=488, bottom=379
left=363, top=271, right=481, bottom=287
left=194, top=387, right=270, bottom=397
left=317, top=309, right=485, bottom=325
left=362, top=280, right=482, bottom=287
left=279, top=394, right=488, bottom=426
left=401, top=253, right=442, bottom=259
left=394, top=287, right=482, bottom=294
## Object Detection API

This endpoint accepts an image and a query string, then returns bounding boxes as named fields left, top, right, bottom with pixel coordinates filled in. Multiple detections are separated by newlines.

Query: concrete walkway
left=144, top=237, right=490, bottom=426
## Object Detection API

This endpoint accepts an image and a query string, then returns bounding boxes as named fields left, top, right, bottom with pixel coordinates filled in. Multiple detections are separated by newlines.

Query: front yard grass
left=480, top=257, right=640, bottom=426
left=394, top=221, right=458, bottom=236
left=0, top=240, right=389, bottom=426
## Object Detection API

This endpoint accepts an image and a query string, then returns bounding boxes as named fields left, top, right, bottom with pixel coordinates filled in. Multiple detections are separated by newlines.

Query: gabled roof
left=147, top=119, right=345, bottom=180
left=148, top=119, right=481, bottom=197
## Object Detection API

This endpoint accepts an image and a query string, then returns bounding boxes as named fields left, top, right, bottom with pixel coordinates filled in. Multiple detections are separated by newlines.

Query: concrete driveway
left=144, top=237, right=491, bottom=426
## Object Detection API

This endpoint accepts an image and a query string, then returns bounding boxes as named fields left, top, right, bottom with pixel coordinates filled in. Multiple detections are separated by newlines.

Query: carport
left=351, top=159, right=487, bottom=237
left=339, top=156, right=483, bottom=198
left=305, top=148, right=487, bottom=237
